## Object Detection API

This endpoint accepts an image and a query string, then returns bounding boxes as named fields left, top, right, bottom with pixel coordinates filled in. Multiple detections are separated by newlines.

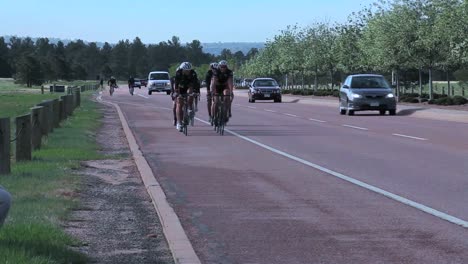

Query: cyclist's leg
left=172, top=97, right=177, bottom=126
left=223, top=88, right=231, bottom=122
left=207, top=91, right=212, bottom=119
left=176, top=95, right=184, bottom=130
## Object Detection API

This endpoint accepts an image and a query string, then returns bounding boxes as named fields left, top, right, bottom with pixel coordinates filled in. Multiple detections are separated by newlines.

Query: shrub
left=452, top=95, right=468, bottom=105
left=434, top=97, right=454, bottom=105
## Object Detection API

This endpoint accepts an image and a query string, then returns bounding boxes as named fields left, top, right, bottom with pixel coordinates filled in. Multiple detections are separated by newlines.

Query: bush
left=281, top=89, right=290, bottom=94
left=332, top=90, right=340, bottom=97
left=452, top=96, right=468, bottom=105
left=433, top=97, right=454, bottom=105
left=401, top=97, right=420, bottom=103
left=420, top=98, right=428, bottom=103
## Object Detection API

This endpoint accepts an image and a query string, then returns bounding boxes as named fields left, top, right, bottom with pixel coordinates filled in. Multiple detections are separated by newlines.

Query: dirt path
left=65, top=103, right=174, bottom=264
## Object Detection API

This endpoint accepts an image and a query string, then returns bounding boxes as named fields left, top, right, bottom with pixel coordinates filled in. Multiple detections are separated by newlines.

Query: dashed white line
left=264, top=109, right=277, bottom=113
left=309, top=118, right=326, bottom=123
left=247, top=106, right=257, bottom=109
left=193, top=116, right=467, bottom=229
left=283, top=113, right=298, bottom=117
left=137, top=94, right=149, bottom=99
left=393, top=134, right=428, bottom=141
left=342, top=124, right=369, bottom=131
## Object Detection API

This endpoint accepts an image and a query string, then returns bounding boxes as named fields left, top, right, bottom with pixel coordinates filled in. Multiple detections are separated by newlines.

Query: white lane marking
left=342, top=124, right=368, bottom=131
left=247, top=106, right=257, bottom=109
left=194, top=116, right=467, bottom=229
left=284, top=113, right=298, bottom=117
left=234, top=104, right=242, bottom=107
left=138, top=94, right=149, bottom=99
left=264, top=109, right=277, bottom=113
left=393, top=134, right=428, bottom=141
left=309, top=118, right=326, bottom=123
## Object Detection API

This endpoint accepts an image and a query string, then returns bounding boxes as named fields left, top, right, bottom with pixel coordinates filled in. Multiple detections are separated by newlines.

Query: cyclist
left=210, top=60, right=234, bottom=124
left=108, top=76, right=117, bottom=95
left=174, top=62, right=199, bottom=131
left=205, top=62, right=218, bottom=122
left=128, top=76, right=135, bottom=95
left=108, top=76, right=117, bottom=87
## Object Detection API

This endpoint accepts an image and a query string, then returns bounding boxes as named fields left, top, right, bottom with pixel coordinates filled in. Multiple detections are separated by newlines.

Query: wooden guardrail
left=0, top=85, right=99, bottom=175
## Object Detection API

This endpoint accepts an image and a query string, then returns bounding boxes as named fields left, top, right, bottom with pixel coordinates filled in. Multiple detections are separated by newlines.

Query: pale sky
left=0, top=0, right=376, bottom=44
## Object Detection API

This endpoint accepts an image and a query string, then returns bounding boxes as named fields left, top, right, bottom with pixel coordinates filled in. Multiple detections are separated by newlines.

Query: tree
left=16, top=54, right=43, bottom=87
left=0, top=37, right=11, bottom=77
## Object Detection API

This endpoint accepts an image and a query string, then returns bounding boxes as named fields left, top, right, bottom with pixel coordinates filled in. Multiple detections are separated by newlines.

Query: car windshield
left=350, top=76, right=390, bottom=89
left=150, top=73, right=169, bottom=80
left=254, top=80, right=277, bottom=87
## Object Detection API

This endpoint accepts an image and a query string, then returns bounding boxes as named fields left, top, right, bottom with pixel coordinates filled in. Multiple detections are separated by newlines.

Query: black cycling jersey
left=128, top=77, right=135, bottom=85
left=214, top=68, right=233, bottom=84
left=108, top=78, right=117, bottom=85
left=174, top=69, right=199, bottom=94
left=213, top=68, right=233, bottom=94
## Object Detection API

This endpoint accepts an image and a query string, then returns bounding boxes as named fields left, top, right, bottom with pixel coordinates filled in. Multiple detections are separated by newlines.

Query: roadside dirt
left=65, top=103, right=174, bottom=264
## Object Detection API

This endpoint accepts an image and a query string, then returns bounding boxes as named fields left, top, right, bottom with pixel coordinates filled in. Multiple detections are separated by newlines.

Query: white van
left=147, top=71, right=171, bottom=95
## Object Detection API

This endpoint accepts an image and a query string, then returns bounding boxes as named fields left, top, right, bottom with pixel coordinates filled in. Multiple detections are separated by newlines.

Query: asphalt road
left=103, top=86, right=468, bottom=264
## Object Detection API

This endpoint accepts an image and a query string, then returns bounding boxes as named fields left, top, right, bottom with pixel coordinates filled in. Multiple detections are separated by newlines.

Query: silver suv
left=339, top=74, right=396, bottom=116
left=147, top=71, right=171, bottom=95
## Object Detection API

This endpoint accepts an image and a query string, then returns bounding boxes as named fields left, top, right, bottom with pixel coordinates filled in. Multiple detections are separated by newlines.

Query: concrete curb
left=96, top=94, right=201, bottom=264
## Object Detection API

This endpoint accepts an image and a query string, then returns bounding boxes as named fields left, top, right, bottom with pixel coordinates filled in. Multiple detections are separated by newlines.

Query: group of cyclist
left=106, top=76, right=136, bottom=96
left=171, top=60, right=234, bottom=132
left=104, top=60, right=234, bottom=132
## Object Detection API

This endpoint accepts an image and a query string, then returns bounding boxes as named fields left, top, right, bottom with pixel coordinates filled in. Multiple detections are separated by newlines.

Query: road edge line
left=97, top=95, right=201, bottom=264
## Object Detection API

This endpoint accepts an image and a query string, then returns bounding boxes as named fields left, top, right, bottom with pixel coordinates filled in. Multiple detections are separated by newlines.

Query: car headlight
left=386, top=93, right=395, bottom=98
left=352, top=93, right=362, bottom=99
left=166, top=82, right=171, bottom=86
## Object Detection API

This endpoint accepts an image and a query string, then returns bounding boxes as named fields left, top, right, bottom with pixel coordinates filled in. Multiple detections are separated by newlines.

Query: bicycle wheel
left=219, top=101, right=225, bottom=135
left=183, top=101, right=189, bottom=136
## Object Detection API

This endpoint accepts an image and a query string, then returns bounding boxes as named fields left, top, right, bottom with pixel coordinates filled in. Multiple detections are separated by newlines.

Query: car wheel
left=347, top=110, right=354, bottom=116
left=379, top=110, right=386, bottom=115
left=340, top=109, right=346, bottom=115
left=148, top=91, right=152, bottom=95
left=251, top=99, right=255, bottom=103
left=166, top=91, right=171, bottom=95
left=389, top=109, right=396, bottom=115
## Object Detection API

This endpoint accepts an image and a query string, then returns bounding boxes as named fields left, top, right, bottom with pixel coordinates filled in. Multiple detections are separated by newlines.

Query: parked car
left=248, top=78, right=282, bottom=103
left=339, top=74, right=396, bottom=116
left=147, top=71, right=171, bottom=95
left=140, top=79, right=148, bottom=87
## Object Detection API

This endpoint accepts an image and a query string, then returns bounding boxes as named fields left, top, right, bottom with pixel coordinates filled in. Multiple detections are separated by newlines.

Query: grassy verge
left=0, top=95, right=102, bottom=263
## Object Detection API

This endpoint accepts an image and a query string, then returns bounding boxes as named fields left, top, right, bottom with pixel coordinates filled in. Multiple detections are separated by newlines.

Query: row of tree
left=237, top=0, right=468, bottom=98
left=0, top=36, right=259, bottom=87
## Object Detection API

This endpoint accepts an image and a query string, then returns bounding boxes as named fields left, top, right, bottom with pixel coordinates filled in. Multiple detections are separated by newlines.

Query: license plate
left=370, top=102, right=379, bottom=107
left=264, top=94, right=270, bottom=98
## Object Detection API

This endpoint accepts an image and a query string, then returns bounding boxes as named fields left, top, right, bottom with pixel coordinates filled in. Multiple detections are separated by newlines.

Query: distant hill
left=2, top=35, right=264, bottom=55
left=201, top=42, right=265, bottom=55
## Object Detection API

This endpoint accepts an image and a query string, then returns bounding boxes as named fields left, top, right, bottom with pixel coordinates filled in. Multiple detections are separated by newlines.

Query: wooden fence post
left=52, top=99, right=60, bottom=128
left=38, top=101, right=53, bottom=133
left=0, top=117, right=10, bottom=175
left=16, top=114, right=32, bottom=161
left=30, top=106, right=43, bottom=150
left=76, top=88, right=81, bottom=107
left=60, top=96, right=67, bottom=120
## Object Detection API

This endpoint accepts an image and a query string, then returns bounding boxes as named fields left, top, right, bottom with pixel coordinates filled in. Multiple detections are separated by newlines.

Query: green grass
left=0, top=96, right=102, bottom=264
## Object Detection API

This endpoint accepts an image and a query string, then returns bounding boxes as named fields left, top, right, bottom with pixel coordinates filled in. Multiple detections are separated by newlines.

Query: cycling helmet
left=219, top=60, right=228, bottom=67
left=179, top=62, right=192, bottom=70
left=210, top=62, right=219, bottom=70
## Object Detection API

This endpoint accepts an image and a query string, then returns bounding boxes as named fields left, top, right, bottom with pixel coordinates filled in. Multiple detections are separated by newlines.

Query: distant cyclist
left=210, top=60, right=234, bottom=123
left=128, top=76, right=135, bottom=95
left=108, top=76, right=117, bottom=96
left=108, top=76, right=117, bottom=87
left=174, top=62, right=199, bottom=131
left=205, top=62, right=218, bottom=123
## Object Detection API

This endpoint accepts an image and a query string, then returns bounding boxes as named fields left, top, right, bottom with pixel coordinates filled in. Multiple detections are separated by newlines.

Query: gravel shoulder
left=65, top=102, right=174, bottom=264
